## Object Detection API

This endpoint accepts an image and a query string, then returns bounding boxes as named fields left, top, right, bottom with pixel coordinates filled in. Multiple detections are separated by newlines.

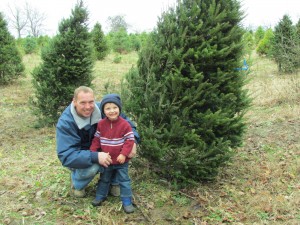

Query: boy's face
left=103, top=103, right=120, bottom=121
left=73, top=91, right=95, bottom=118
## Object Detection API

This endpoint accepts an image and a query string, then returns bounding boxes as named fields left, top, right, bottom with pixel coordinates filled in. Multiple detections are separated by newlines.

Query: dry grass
left=93, top=52, right=138, bottom=98
left=0, top=51, right=299, bottom=224
left=246, top=53, right=300, bottom=125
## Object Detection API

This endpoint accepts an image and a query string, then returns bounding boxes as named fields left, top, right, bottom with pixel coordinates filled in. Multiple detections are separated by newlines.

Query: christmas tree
left=123, top=0, right=249, bottom=183
left=91, top=22, right=108, bottom=60
left=31, top=0, right=94, bottom=125
left=0, top=12, right=24, bottom=84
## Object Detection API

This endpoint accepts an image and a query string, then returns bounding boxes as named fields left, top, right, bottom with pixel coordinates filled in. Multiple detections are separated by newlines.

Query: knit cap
left=100, top=93, right=122, bottom=115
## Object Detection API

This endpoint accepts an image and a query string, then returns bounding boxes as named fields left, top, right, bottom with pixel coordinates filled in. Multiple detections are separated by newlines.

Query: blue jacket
left=56, top=101, right=140, bottom=169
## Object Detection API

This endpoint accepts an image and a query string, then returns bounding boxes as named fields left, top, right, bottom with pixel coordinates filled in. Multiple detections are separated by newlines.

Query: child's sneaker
left=123, top=204, right=135, bottom=213
left=121, top=197, right=135, bottom=213
left=91, top=197, right=106, bottom=207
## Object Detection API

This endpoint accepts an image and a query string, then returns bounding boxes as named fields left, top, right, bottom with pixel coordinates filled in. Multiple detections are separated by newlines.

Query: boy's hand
left=117, top=154, right=126, bottom=164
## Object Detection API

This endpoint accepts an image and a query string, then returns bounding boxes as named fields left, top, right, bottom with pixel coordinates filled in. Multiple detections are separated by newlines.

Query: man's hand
left=98, top=152, right=112, bottom=167
left=127, top=143, right=137, bottom=158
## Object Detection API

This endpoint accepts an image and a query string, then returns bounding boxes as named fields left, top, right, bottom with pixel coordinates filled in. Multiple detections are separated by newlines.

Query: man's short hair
left=74, top=86, right=94, bottom=100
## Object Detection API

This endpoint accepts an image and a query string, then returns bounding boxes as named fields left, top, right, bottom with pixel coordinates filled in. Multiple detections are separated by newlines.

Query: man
left=56, top=86, right=140, bottom=197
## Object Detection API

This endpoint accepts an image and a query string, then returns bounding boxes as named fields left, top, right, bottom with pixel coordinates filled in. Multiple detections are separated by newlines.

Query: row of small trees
left=248, top=15, right=300, bottom=73
left=11, top=28, right=149, bottom=57
left=0, top=10, right=149, bottom=84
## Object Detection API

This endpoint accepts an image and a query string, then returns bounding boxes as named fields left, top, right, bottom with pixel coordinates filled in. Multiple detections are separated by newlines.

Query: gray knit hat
left=100, top=93, right=122, bottom=115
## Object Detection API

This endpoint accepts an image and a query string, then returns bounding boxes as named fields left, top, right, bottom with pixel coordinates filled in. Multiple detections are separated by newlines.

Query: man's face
left=73, top=91, right=95, bottom=118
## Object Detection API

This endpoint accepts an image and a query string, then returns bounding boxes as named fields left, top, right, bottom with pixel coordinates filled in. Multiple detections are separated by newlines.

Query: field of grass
left=0, top=52, right=299, bottom=224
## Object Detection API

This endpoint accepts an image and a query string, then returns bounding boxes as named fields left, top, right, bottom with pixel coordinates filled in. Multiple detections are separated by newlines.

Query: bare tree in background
left=106, top=15, right=129, bottom=33
left=25, top=2, right=46, bottom=37
left=5, top=2, right=46, bottom=37
left=7, top=4, right=28, bottom=38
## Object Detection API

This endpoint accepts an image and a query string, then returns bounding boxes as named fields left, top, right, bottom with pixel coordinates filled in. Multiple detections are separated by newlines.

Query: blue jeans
left=71, top=164, right=119, bottom=190
left=95, top=162, right=132, bottom=199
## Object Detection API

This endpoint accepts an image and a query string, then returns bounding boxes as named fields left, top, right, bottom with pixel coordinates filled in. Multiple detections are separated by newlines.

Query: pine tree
left=296, top=19, right=300, bottom=36
left=91, top=22, right=108, bottom=60
left=254, top=26, right=265, bottom=45
left=122, top=0, right=249, bottom=184
left=0, top=12, right=25, bottom=85
left=108, top=28, right=131, bottom=54
left=295, top=19, right=300, bottom=68
left=272, top=15, right=297, bottom=73
left=31, top=0, right=94, bottom=125
left=256, top=28, right=274, bottom=56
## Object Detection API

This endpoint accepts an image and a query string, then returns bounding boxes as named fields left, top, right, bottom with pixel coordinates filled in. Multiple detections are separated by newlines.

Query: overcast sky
left=0, top=0, right=299, bottom=37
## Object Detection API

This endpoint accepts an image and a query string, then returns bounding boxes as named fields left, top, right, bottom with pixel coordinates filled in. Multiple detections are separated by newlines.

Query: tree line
left=244, top=15, right=300, bottom=73
left=13, top=29, right=149, bottom=57
left=0, top=10, right=150, bottom=85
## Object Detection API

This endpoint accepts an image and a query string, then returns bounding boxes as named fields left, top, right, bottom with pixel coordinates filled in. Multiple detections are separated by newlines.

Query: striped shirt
left=90, top=116, right=135, bottom=164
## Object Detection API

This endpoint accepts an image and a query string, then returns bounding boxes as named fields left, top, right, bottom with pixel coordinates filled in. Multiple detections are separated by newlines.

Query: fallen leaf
left=146, top=202, right=154, bottom=209
left=183, top=211, right=192, bottom=219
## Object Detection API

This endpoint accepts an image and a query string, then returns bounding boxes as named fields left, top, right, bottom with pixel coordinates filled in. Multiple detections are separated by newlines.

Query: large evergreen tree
left=122, top=0, right=249, bottom=183
left=91, top=22, right=108, bottom=60
left=31, top=1, right=94, bottom=125
left=0, top=12, right=24, bottom=85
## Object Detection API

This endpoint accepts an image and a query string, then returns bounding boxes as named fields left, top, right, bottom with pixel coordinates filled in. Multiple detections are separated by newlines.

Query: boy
left=90, top=94, right=135, bottom=213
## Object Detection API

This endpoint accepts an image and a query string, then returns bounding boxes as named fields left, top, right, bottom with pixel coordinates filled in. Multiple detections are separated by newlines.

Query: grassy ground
left=0, top=52, right=299, bottom=225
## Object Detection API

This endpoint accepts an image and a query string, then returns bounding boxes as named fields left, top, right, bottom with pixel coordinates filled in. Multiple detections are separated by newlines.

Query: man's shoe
left=71, top=188, right=86, bottom=198
left=123, top=204, right=135, bottom=213
left=91, top=198, right=106, bottom=207
left=109, top=184, right=120, bottom=197
left=70, top=173, right=86, bottom=198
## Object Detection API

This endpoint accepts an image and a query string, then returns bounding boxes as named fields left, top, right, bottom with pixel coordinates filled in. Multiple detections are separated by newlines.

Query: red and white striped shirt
left=90, top=117, right=135, bottom=164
